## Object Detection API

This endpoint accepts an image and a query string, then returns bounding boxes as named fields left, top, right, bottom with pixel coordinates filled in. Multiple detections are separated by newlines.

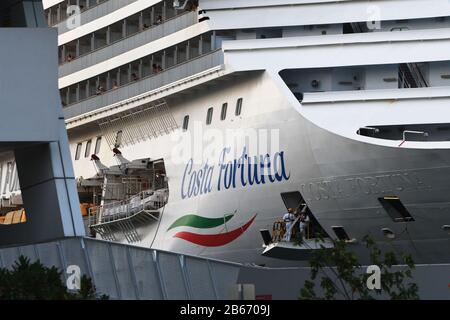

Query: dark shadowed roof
left=0, top=0, right=44, bottom=27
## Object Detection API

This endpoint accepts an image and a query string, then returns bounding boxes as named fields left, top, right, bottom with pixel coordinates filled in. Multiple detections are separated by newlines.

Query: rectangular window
left=75, top=143, right=82, bottom=160
left=94, top=137, right=102, bottom=154
left=84, top=140, right=92, bottom=158
left=206, top=107, right=213, bottom=125
left=182, top=115, right=189, bottom=131
left=115, top=130, right=123, bottom=148
left=378, top=196, right=414, bottom=222
left=235, top=98, right=243, bottom=116
left=220, top=103, right=228, bottom=121
left=332, top=226, right=350, bottom=241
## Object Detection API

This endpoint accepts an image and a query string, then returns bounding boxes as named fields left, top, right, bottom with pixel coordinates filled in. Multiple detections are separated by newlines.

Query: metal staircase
left=399, top=63, right=428, bottom=88
left=88, top=189, right=168, bottom=243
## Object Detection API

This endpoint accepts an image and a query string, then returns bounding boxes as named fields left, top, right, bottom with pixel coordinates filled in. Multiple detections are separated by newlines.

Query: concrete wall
left=0, top=28, right=60, bottom=142
left=0, top=237, right=241, bottom=299
left=0, top=236, right=449, bottom=300
left=0, top=27, right=85, bottom=245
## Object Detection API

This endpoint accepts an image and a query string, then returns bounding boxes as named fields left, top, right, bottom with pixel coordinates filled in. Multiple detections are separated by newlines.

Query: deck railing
left=88, top=188, right=168, bottom=226
left=63, top=50, right=224, bottom=120
left=55, top=0, right=138, bottom=34
left=59, top=11, right=198, bottom=76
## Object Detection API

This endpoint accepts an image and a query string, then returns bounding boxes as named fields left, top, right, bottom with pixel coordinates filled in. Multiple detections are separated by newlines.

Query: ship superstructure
left=2, top=0, right=450, bottom=266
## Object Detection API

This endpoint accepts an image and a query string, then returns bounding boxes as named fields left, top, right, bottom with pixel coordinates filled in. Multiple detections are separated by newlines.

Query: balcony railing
left=63, top=50, right=224, bottom=120
left=55, top=0, right=138, bottom=35
left=59, top=11, right=198, bottom=77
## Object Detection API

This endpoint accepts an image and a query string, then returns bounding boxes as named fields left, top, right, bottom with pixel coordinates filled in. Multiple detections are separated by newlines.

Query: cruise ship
left=2, top=0, right=450, bottom=267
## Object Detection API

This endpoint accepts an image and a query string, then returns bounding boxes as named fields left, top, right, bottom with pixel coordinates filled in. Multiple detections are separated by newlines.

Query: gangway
left=89, top=189, right=168, bottom=243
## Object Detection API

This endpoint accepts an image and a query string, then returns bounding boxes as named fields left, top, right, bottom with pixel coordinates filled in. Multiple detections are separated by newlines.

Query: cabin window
left=220, top=103, right=228, bottom=121
left=206, top=107, right=213, bottom=125
left=84, top=140, right=92, bottom=158
left=182, top=115, right=189, bottom=131
left=378, top=196, right=414, bottom=222
left=94, top=137, right=102, bottom=154
left=235, top=98, right=243, bottom=116
left=332, top=226, right=350, bottom=241
left=115, top=130, right=123, bottom=148
left=75, top=143, right=82, bottom=160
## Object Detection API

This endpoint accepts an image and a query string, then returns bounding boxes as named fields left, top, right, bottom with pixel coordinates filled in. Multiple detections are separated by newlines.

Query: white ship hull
left=2, top=0, right=449, bottom=267
left=68, top=71, right=450, bottom=266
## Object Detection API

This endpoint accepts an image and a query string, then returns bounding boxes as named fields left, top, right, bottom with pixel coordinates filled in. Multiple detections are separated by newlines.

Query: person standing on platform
left=282, top=208, right=295, bottom=242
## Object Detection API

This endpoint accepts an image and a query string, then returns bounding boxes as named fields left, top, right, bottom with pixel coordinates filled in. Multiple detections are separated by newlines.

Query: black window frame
left=84, top=139, right=92, bottom=158
left=220, top=103, right=228, bottom=121
left=206, top=107, right=213, bottom=125
left=182, top=115, right=189, bottom=131
left=75, top=143, right=82, bottom=160
left=94, top=136, right=102, bottom=154
left=235, top=98, right=243, bottom=116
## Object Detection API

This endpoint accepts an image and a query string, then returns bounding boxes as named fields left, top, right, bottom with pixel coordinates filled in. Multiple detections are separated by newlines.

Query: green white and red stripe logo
left=167, top=213, right=257, bottom=247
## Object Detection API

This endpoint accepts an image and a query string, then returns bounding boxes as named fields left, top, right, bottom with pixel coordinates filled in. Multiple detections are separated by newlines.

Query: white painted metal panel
left=0, top=28, right=60, bottom=142
left=200, top=0, right=450, bottom=30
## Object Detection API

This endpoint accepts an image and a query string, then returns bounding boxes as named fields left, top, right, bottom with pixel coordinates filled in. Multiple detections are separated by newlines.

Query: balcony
left=55, top=0, right=138, bottom=35
left=63, top=50, right=224, bottom=120
left=59, top=11, right=198, bottom=77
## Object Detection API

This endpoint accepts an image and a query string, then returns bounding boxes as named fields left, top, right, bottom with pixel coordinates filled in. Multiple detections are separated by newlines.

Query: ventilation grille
left=98, top=100, right=178, bottom=148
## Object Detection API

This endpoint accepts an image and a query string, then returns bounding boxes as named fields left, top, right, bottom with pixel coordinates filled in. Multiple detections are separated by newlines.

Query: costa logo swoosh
left=173, top=214, right=257, bottom=247
left=167, top=213, right=234, bottom=231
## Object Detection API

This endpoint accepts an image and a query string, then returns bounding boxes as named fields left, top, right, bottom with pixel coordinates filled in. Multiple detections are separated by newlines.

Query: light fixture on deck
left=311, top=80, right=320, bottom=88
left=442, top=225, right=450, bottom=234
left=357, top=126, right=380, bottom=136
left=381, top=227, right=396, bottom=240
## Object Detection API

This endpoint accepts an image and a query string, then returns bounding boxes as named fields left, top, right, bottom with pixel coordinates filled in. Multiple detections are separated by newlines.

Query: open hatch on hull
left=85, top=154, right=169, bottom=243
left=280, top=191, right=330, bottom=240
left=378, top=196, right=414, bottom=222
left=260, top=191, right=333, bottom=260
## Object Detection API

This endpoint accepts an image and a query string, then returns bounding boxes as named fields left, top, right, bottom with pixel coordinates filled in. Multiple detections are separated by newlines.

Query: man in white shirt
left=282, top=208, right=295, bottom=241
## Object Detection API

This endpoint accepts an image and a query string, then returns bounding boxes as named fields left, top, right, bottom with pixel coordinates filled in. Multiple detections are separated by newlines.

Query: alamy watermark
left=170, top=121, right=281, bottom=167
left=366, top=265, right=381, bottom=290
left=66, top=264, right=81, bottom=290
left=366, top=5, right=382, bottom=30
left=66, top=5, right=81, bottom=30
